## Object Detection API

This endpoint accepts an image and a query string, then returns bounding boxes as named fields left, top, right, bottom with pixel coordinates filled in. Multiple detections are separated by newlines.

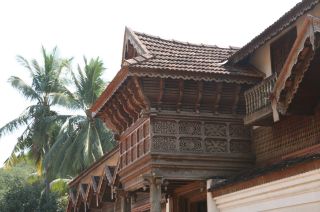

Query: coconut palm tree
left=0, top=47, right=72, bottom=169
left=0, top=47, right=73, bottom=198
left=44, top=57, right=115, bottom=179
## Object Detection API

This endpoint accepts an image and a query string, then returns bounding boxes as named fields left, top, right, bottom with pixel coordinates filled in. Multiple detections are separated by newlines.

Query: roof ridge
left=133, top=30, right=237, bottom=50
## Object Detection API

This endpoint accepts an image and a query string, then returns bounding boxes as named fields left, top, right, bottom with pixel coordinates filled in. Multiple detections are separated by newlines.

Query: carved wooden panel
left=204, top=123, right=227, bottom=137
left=179, top=121, right=201, bottom=136
left=153, top=136, right=177, bottom=152
left=205, top=138, right=228, bottom=153
left=153, top=120, right=177, bottom=134
left=119, top=119, right=150, bottom=170
left=179, top=137, right=203, bottom=152
left=151, top=118, right=251, bottom=155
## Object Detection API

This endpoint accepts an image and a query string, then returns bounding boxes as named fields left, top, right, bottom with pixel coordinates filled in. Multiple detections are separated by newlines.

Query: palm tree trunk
left=45, top=163, right=50, bottom=198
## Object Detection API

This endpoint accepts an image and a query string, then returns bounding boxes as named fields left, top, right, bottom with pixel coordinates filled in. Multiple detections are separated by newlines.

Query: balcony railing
left=244, top=74, right=277, bottom=125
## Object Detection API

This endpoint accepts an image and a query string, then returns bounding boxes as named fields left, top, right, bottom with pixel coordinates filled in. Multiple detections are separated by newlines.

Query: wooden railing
left=244, top=74, right=277, bottom=115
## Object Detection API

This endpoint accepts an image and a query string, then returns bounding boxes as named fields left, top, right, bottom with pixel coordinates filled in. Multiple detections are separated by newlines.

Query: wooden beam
left=232, top=85, right=241, bottom=114
left=157, top=78, right=165, bottom=111
left=104, top=106, right=123, bottom=132
left=109, top=100, right=127, bottom=131
left=195, top=81, right=203, bottom=113
left=117, top=92, right=138, bottom=122
left=97, top=111, right=118, bottom=133
left=124, top=85, right=145, bottom=113
left=213, top=82, right=223, bottom=114
left=131, top=77, right=150, bottom=111
left=121, top=88, right=140, bottom=120
left=112, top=98, right=132, bottom=127
left=177, top=79, right=184, bottom=112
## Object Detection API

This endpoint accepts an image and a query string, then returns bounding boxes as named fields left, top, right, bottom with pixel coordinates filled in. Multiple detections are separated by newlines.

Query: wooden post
left=116, top=189, right=130, bottom=212
left=144, top=174, right=163, bottom=212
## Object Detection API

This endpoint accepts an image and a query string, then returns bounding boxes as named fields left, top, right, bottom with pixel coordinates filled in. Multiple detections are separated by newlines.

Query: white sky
left=0, top=0, right=301, bottom=166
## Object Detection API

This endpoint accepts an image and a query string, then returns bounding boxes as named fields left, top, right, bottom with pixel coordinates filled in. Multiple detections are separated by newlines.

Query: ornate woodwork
left=244, top=74, right=277, bottom=126
left=119, top=119, right=150, bottom=170
left=151, top=118, right=251, bottom=154
left=94, top=76, right=253, bottom=194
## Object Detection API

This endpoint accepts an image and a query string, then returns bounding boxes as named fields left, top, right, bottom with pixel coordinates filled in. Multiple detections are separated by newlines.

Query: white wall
left=211, top=169, right=320, bottom=212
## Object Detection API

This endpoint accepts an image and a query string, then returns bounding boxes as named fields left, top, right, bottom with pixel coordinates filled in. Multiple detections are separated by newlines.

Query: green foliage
left=44, top=57, right=115, bottom=179
left=0, top=160, right=67, bottom=212
left=0, top=181, right=64, bottom=212
left=0, top=158, right=35, bottom=200
left=0, top=47, right=72, bottom=170
left=0, top=48, right=116, bottom=211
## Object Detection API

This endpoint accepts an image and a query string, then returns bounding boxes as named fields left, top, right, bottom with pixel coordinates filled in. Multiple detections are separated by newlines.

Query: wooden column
left=117, top=189, right=130, bottom=212
left=144, top=174, right=163, bottom=212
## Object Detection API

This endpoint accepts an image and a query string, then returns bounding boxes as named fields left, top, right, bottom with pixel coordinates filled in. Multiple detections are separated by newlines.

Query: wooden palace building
left=67, top=0, right=320, bottom=211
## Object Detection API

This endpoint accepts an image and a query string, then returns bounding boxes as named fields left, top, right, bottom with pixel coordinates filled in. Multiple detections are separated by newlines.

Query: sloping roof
left=209, top=153, right=320, bottom=196
left=123, top=28, right=263, bottom=78
left=228, top=0, right=320, bottom=64
left=68, top=145, right=119, bottom=187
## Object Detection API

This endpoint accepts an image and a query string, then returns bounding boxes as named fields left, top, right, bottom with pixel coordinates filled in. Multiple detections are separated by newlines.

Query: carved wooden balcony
left=244, top=74, right=277, bottom=126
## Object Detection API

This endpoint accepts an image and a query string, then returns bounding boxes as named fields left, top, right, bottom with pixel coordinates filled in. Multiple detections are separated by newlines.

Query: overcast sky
left=0, top=0, right=301, bottom=166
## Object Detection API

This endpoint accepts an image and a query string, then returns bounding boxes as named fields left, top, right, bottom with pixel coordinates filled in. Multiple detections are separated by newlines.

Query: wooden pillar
left=116, top=189, right=131, bottom=212
left=144, top=174, right=163, bottom=212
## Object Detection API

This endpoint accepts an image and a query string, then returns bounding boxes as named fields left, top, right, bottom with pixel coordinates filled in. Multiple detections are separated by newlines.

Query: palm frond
left=8, top=76, right=41, bottom=102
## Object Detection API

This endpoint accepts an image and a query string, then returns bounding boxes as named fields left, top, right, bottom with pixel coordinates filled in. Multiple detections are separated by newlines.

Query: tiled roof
left=228, top=0, right=320, bottom=64
left=124, top=30, right=262, bottom=78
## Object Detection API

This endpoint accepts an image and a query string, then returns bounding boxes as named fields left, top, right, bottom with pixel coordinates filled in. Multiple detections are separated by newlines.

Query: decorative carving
left=179, top=137, right=203, bottom=152
left=229, top=124, right=250, bottom=138
left=204, top=123, right=227, bottom=137
left=205, top=139, right=227, bottom=153
left=153, top=120, right=177, bottom=134
left=152, top=136, right=177, bottom=152
left=230, top=140, right=251, bottom=153
left=179, top=121, right=201, bottom=136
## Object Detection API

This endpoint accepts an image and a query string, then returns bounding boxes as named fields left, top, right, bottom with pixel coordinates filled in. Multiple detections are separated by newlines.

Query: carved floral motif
left=179, top=137, right=203, bottom=152
left=204, top=123, right=227, bottom=137
left=205, top=139, right=227, bottom=152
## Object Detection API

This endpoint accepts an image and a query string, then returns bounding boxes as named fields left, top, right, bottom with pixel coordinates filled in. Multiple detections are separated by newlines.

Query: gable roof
left=123, top=27, right=263, bottom=79
left=228, top=0, right=320, bottom=64
left=90, top=28, right=264, bottom=117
